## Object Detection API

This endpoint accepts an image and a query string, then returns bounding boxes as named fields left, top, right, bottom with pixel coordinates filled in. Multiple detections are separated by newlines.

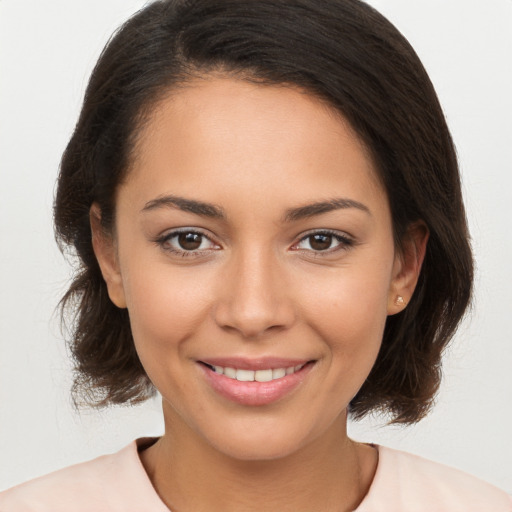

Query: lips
left=204, top=363, right=305, bottom=382
left=199, top=358, right=315, bottom=406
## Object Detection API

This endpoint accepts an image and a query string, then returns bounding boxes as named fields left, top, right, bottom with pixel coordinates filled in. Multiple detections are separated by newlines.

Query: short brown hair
left=54, top=0, right=473, bottom=424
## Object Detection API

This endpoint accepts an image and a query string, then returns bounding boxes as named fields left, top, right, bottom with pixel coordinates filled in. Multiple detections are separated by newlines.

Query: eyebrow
left=141, top=195, right=370, bottom=221
left=142, top=195, right=226, bottom=219
left=283, top=198, right=371, bottom=222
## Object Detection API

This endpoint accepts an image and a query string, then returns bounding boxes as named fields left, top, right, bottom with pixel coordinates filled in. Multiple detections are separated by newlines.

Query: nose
left=213, top=246, right=296, bottom=339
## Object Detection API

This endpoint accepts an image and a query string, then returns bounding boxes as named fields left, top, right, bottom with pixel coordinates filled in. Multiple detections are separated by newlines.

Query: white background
left=0, top=0, right=511, bottom=494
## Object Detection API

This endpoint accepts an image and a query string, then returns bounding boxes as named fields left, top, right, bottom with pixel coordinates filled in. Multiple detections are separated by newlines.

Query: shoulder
left=357, top=445, right=512, bottom=512
left=0, top=438, right=167, bottom=512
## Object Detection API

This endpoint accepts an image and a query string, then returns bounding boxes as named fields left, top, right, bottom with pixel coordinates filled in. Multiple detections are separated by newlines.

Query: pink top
left=1, top=438, right=511, bottom=511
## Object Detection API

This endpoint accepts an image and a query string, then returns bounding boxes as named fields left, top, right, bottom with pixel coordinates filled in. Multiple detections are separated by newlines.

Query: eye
left=292, top=230, right=354, bottom=254
left=156, top=229, right=220, bottom=257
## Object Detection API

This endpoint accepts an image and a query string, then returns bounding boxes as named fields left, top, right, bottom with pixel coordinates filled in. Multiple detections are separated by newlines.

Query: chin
left=214, top=436, right=306, bottom=462
left=201, top=416, right=325, bottom=462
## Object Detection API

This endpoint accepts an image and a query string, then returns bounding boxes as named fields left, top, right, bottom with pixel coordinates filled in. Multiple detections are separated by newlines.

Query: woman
left=1, top=0, right=510, bottom=510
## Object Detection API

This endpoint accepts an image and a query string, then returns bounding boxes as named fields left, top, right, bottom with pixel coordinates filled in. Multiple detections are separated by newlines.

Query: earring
left=394, top=295, right=406, bottom=307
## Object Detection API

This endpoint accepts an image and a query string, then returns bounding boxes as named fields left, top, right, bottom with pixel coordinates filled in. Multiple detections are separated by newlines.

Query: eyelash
left=291, top=229, right=355, bottom=256
left=154, top=228, right=219, bottom=258
left=154, top=228, right=354, bottom=259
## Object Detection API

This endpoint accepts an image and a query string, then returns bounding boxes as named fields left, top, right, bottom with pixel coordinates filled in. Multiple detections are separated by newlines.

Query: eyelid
left=154, top=227, right=221, bottom=257
left=153, top=227, right=355, bottom=259
left=290, top=229, right=355, bottom=254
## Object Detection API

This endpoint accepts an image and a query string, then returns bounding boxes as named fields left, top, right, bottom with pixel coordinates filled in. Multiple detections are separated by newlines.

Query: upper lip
left=199, top=357, right=313, bottom=371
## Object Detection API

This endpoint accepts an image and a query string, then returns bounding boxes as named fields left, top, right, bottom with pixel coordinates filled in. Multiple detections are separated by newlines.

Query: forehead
left=124, top=76, right=386, bottom=215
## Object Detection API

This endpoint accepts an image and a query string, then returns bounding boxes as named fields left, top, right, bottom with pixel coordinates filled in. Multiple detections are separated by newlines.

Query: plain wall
left=1, top=0, right=511, bottom=493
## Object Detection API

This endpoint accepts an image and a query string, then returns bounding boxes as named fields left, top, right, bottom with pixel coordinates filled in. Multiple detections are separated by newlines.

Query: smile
left=207, top=364, right=306, bottom=382
left=199, top=360, right=314, bottom=406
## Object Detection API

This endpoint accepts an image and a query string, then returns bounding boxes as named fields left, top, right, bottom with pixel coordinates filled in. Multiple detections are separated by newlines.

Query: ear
left=387, top=221, right=429, bottom=315
left=90, top=203, right=127, bottom=309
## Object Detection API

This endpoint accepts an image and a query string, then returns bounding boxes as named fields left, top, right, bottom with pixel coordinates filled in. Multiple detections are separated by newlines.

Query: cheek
left=301, top=261, right=392, bottom=337
left=297, top=258, right=392, bottom=378
left=120, top=263, right=216, bottom=402
left=121, top=261, right=214, bottom=353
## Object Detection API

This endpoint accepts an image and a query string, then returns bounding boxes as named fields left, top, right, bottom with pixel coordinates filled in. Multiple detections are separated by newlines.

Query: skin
left=91, top=76, right=427, bottom=511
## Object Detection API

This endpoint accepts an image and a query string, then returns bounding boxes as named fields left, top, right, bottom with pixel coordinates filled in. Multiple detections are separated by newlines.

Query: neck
left=140, top=406, right=377, bottom=512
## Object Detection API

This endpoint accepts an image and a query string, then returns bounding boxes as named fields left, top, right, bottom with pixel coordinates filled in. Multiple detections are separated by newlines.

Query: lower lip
left=200, top=362, right=314, bottom=406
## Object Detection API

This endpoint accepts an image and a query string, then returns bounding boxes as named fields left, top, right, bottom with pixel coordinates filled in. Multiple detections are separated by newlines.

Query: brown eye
left=293, top=231, right=353, bottom=254
left=309, top=233, right=333, bottom=251
left=157, top=230, right=218, bottom=256
left=178, top=232, right=203, bottom=250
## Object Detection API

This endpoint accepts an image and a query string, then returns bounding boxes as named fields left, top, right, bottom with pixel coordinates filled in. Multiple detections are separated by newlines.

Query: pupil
left=310, top=234, right=332, bottom=251
left=178, top=232, right=202, bottom=250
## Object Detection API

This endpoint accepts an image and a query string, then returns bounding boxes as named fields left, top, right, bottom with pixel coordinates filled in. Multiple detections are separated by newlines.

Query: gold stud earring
left=394, top=295, right=406, bottom=307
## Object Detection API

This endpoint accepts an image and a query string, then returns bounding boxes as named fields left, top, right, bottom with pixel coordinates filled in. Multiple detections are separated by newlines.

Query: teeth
left=272, top=368, right=286, bottom=379
left=255, top=369, right=273, bottom=382
left=209, top=363, right=305, bottom=382
left=224, top=367, right=237, bottom=379
left=236, top=369, right=255, bottom=382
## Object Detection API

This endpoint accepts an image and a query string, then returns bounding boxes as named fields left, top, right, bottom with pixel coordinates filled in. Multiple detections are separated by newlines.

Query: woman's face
left=94, top=77, right=418, bottom=460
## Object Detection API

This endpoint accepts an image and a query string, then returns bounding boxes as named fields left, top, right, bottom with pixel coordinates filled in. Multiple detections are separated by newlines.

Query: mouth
left=198, top=359, right=316, bottom=406
left=200, top=362, right=307, bottom=382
